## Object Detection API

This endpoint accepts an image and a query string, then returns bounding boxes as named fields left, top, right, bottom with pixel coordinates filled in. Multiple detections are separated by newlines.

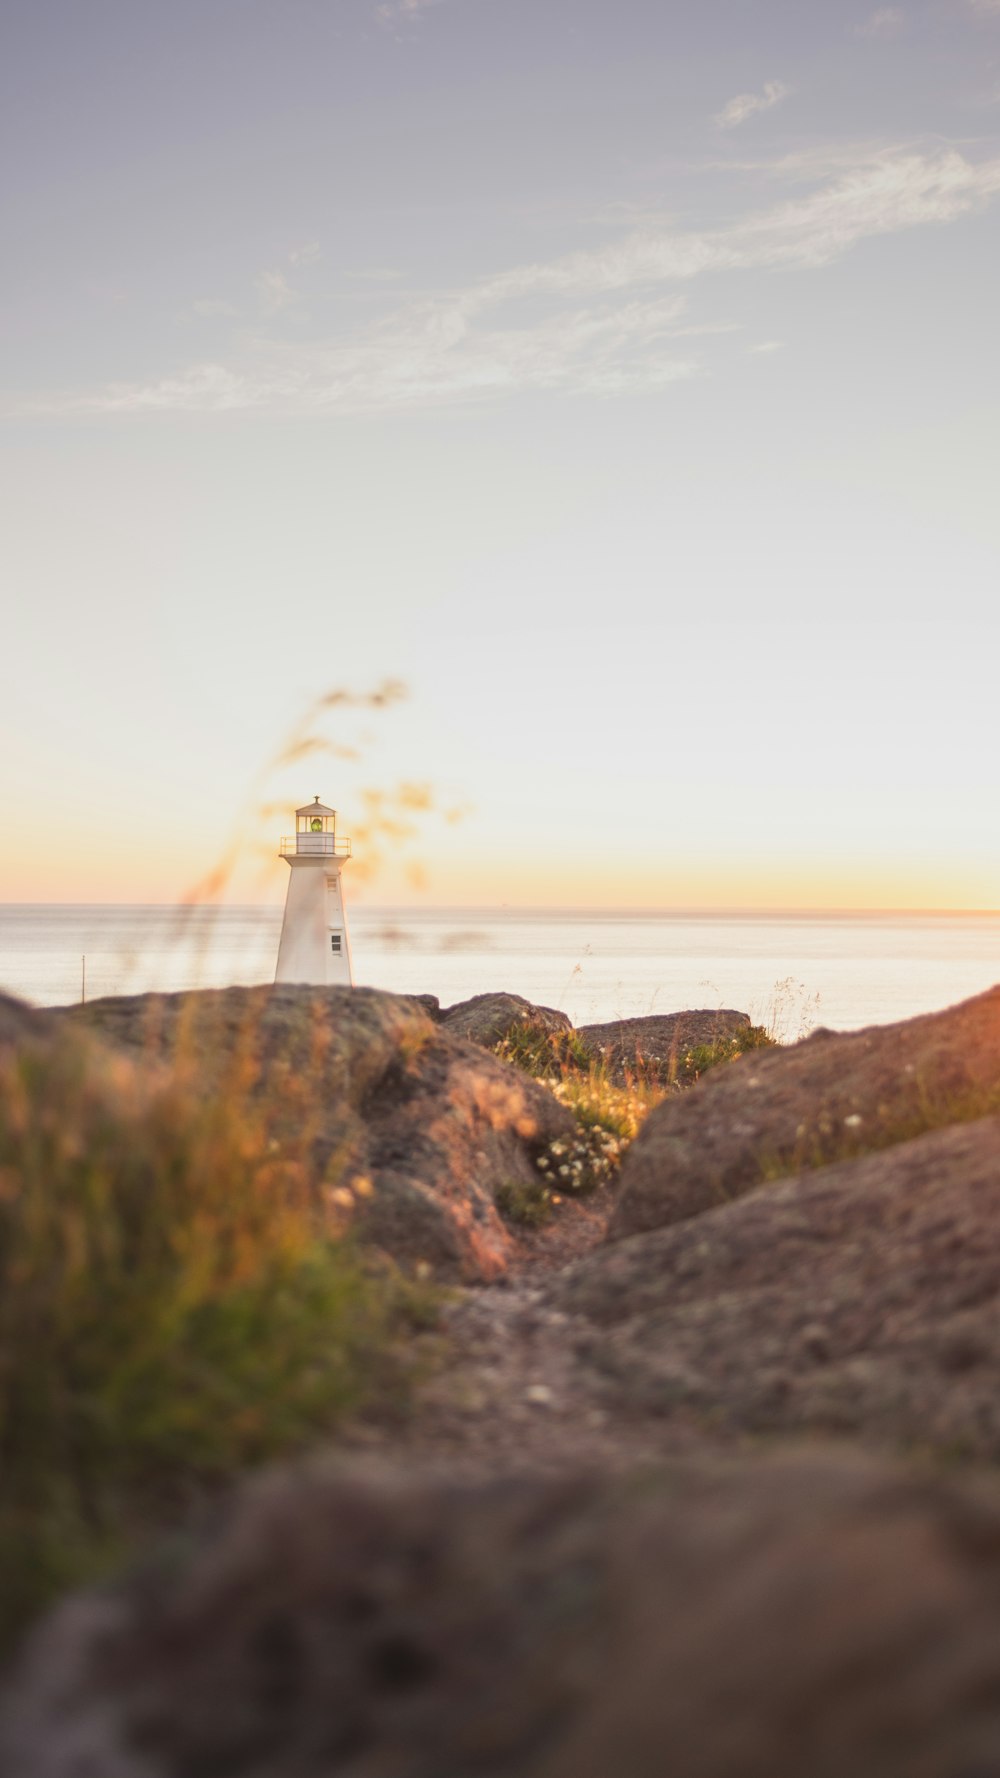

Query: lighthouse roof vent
left=295, top=797, right=336, bottom=818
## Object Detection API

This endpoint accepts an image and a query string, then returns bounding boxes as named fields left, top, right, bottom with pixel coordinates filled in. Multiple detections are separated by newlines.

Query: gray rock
left=610, top=984, right=1000, bottom=1239
left=57, top=986, right=575, bottom=1283
left=9, top=1446, right=1000, bottom=1777
left=439, top=992, right=572, bottom=1050
left=578, top=1009, right=752, bottom=1086
left=406, top=993, right=442, bottom=1020
left=552, top=1115, right=1000, bottom=1456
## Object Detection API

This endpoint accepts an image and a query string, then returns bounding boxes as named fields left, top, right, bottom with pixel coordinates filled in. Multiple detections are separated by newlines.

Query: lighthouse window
left=330, top=933, right=342, bottom=954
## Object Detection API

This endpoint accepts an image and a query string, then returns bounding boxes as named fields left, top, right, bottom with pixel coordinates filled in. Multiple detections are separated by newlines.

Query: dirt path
left=346, top=1181, right=721, bottom=1478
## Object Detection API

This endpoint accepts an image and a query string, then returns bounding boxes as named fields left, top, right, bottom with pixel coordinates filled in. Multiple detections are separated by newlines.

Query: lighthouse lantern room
left=275, top=797, right=353, bottom=986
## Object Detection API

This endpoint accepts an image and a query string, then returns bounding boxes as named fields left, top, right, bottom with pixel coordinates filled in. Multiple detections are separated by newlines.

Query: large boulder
left=552, top=1115, right=1000, bottom=1456
left=439, top=992, right=572, bottom=1050
left=610, top=985, right=1000, bottom=1238
left=10, top=1446, right=1000, bottom=1777
left=578, top=1009, right=752, bottom=1085
left=58, top=987, right=575, bottom=1283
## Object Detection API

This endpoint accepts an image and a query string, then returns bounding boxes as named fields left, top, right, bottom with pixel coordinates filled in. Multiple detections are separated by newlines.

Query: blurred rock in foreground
left=8, top=1447, right=1000, bottom=1778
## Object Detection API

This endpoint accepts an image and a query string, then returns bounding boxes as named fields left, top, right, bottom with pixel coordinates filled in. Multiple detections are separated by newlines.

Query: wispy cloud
left=856, top=8, right=906, bottom=37
left=255, top=269, right=296, bottom=314
left=289, top=241, right=321, bottom=267
left=477, top=146, right=1000, bottom=298
left=57, top=296, right=697, bottom=416
left=751, top=340, right=783, bottom=353
left=714, top=80, right=790, bottom=131
left=967, top=0, right=1000, bottom=13
left=23, top=144, right=1000, bottom=418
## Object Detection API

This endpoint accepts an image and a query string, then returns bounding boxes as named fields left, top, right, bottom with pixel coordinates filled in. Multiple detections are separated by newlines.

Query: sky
left=2, top=0, right=999, bottom=909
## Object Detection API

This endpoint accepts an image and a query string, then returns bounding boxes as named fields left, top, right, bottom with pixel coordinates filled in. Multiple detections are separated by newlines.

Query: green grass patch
left=494, top=1178, right=554, bottom=1227
left=491, top=1021, right=593, bottom=1079
left=675, top=1024, right=776, bottom=1083
left=0, top=1029, right=431, bottom=1653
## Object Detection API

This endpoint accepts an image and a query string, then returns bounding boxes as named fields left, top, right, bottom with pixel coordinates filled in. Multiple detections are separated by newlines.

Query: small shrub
left=494, top=1178, right=554, bottom=1227
left=531, top=1070, right=667, bottom=1193
left=536, top=1125, right=621, bottom=1195
left=0, top=1030, right=427, bottom=1652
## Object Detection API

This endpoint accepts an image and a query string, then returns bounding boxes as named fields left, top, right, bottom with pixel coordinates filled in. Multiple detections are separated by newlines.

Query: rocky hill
left=3, top=981, right=1000, bottom=1776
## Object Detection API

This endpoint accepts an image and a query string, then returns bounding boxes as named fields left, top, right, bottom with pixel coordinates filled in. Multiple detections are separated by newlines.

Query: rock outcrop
left=578, top=1009, right=751, bottom=1084
left=11, top=981, right=1000, bottom=1774
left=610, top=985, right=1000, bottom=1238
left=10, top=1446, right=1000, bottom=1778
left=439, top=991, right=573, bottom=1050
left=552, top=1114, right=1000, bottom=1455
left=58, top=986, right=575, bottom=1283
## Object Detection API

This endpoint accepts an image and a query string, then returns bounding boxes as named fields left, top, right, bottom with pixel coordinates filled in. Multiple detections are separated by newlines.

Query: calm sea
left=1, top=904, right=998, bottom=1038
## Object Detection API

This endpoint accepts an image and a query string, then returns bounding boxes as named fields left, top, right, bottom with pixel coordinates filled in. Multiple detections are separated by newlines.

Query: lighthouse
left=275, top=798, right=353, bottom=986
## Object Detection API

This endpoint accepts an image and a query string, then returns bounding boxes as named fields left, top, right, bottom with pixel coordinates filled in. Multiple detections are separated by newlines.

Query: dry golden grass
left=0, top=1019, right=431, bottom=1651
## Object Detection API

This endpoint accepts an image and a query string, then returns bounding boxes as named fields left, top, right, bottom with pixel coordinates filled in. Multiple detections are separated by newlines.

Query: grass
left=494, top=1178, right=555, bottom=1227
left=674, top=1024, right=775, bottom=1083
left=550, top=1069, right=658, bottom=1140
left=494, top=1017, right=776, bottom=1193
left=492, top=1024, right=659, bottom=1194
left=491, top=1044, right=669, bottom=1205
left=495, top=1011, right=775, bottom=1097
left=756, top=1074, right=1000, bottom=1185
left=491, top=1021, right=593, bottom=1079
left=536, top=1071, right=665, bottom=1192
left=0, top=1024, right=431, bottom=1653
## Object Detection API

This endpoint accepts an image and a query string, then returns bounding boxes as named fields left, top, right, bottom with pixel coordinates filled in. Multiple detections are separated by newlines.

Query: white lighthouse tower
left=275, top=798, right=354, bottom=986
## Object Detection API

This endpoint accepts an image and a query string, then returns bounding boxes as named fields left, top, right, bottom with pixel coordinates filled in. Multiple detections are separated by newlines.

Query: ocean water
left=1, top=904, right=998, bottom=1037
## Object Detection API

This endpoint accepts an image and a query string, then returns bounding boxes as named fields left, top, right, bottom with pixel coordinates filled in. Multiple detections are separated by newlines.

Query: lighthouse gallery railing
left=279, top=835, right=352, bottom=858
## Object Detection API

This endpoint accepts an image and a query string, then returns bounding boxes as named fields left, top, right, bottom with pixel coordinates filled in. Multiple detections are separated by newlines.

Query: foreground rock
left=59, top=986, right=575, bottom=1283
left=10, top=1445, right=1000, bottom=1778
left=552, top=1115, right=1000, bottom=1456
left=439, top=991, right=572, bottom=1050
left=611, top=984, right=1000, bottom=1238
left=578, top=1009, right=751, bottom=1085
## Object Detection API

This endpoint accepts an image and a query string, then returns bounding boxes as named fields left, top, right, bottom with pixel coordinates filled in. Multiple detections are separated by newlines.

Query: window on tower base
left=330, top=933, right=342, bottom=954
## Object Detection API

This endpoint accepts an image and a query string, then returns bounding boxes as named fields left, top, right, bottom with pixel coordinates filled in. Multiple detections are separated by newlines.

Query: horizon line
left=2, top=900, right=999, bottom=920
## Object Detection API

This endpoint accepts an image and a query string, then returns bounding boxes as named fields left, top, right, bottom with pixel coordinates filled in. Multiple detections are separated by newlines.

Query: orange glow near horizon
left=2, top=835, right=996, bottom=916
